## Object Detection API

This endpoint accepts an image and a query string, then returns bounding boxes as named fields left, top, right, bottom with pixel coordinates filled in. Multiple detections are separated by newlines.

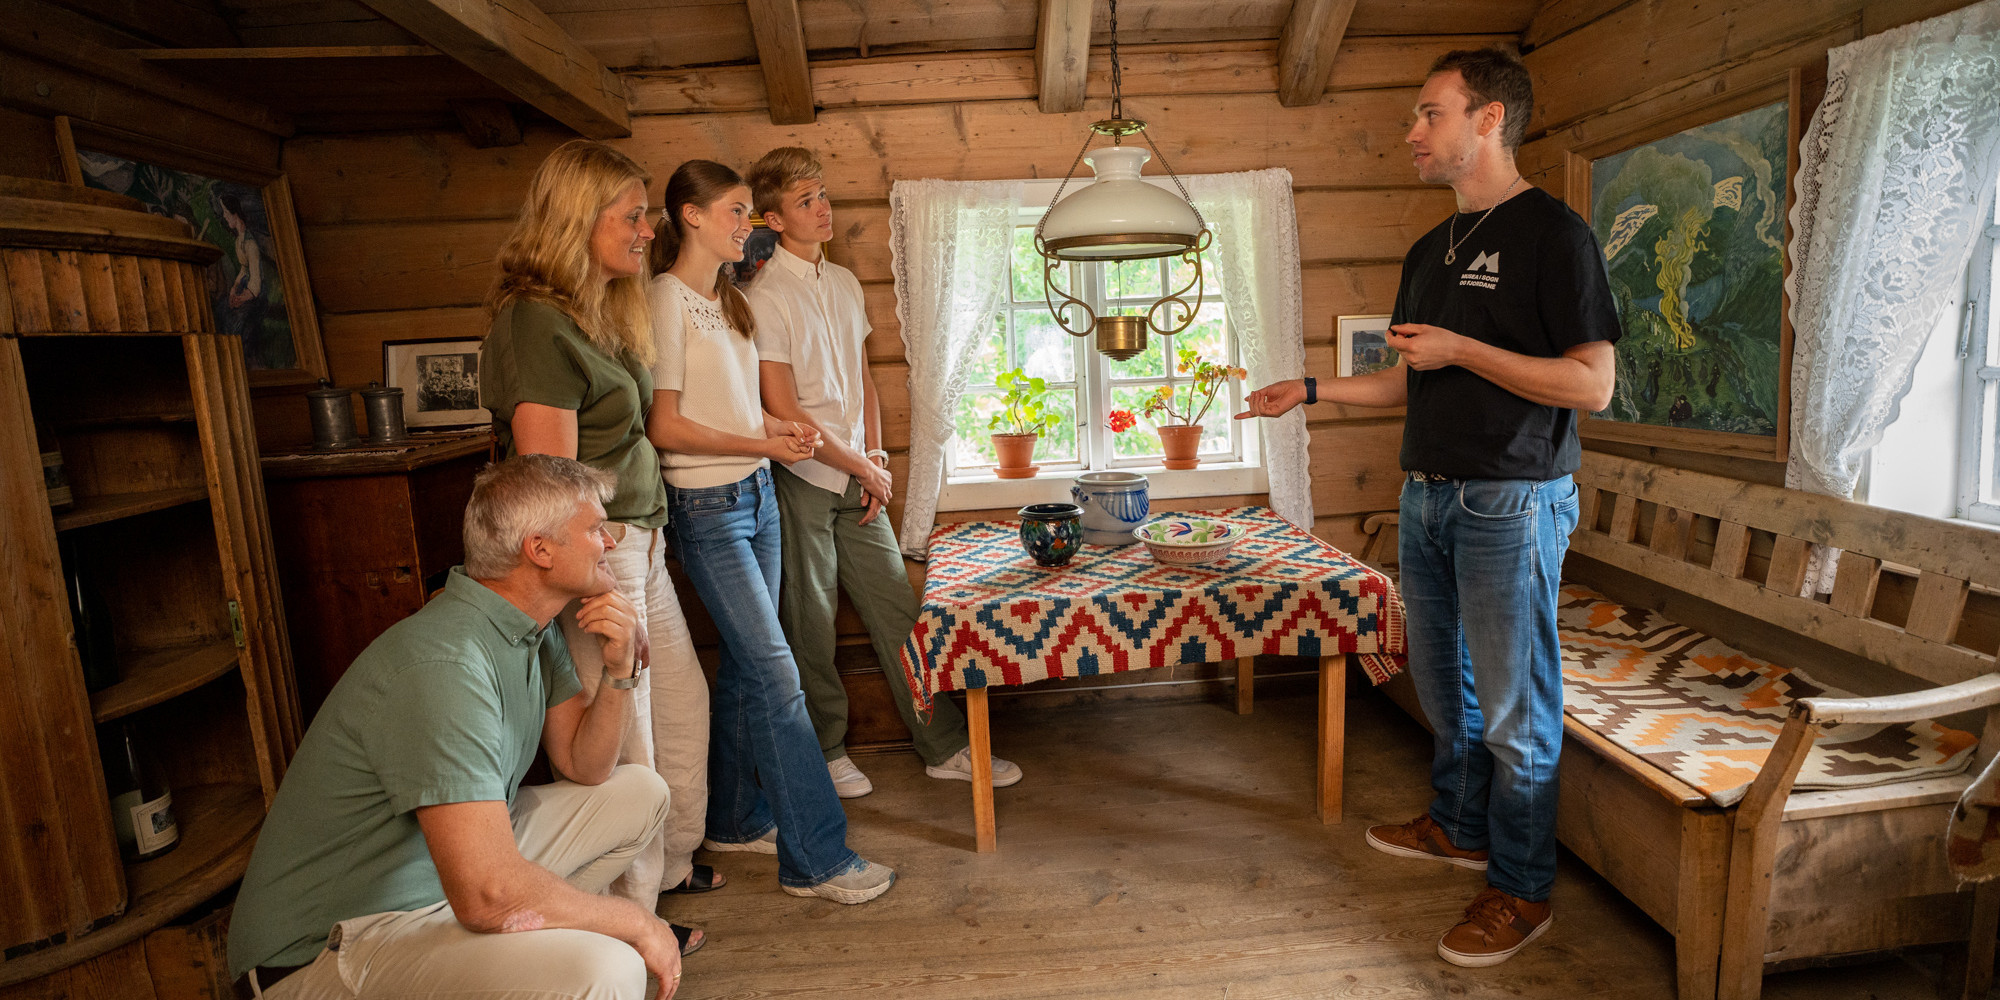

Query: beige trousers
left=559, top=523, right=710, bottom=902
left=262, top=764, right=670, bottom=1000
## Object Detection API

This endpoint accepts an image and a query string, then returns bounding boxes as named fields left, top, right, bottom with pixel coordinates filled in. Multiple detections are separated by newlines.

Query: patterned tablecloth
left=899, top=506, right=1406, bottom=710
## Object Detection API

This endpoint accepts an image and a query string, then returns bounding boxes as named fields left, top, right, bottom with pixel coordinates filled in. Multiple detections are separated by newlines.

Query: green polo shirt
left=226, top=568, right=584, bottom=976
left=482, top=300, right=669, bottom=528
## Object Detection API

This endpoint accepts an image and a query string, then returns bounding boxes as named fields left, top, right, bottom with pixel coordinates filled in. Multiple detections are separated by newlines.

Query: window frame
left=937, top=177, right=1265, bottom=511
left=1958, top=202, right=1999, bottom=524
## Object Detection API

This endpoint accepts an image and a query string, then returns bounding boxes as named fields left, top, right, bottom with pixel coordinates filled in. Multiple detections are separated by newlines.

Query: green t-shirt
left=481, top=300, right=668, bottom=528
left=226, top=568, right=584, bottom=976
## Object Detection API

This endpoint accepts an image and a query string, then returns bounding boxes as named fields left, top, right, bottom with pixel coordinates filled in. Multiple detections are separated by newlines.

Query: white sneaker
left=701, top=829, right=777, bottom=854
left=827, top=756, right=873, bottom=798
left=780, top=858, right=896, bottom=904
left=925, top=746, right=1024, bottom=787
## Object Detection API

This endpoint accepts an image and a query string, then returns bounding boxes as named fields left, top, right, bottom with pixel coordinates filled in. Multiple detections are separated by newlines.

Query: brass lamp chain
left=1108, top=0, right=1121, bottom=122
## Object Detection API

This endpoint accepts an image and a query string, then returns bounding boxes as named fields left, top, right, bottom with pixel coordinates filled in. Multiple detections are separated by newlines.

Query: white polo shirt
left=747, top=243, right=871, bottom=495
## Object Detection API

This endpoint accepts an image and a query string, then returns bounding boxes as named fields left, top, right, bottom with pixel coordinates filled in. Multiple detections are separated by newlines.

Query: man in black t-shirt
left=1238, top=48, right=1618, bottom=967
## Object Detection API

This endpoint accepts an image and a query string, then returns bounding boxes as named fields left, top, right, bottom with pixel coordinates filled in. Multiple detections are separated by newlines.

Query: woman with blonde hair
left=480, top=139, right=713, bottom=956
left=647, top=159, right=895, bottom=904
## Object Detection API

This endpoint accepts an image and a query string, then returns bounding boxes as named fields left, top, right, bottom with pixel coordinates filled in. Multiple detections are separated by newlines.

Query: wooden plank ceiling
left=37, top=0, right=1540, bottom=137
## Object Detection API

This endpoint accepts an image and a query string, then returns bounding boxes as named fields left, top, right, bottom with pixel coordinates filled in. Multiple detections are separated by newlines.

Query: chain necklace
left=1445, top=176, right=1522, bottom=266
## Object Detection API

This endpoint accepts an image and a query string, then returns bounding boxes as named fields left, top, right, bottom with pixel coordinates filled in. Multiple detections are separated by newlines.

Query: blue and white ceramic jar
left=1018, top=502, right=1084, bottom=567
left=1070, top=471, right=1150, bottom=545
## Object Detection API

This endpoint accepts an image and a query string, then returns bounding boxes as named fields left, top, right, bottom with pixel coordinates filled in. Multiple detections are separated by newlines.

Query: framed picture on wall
left=1337, top=314, right=1397, bottom=377
left=383, top=338, right=492, bottom=430
left=55, top=117, right=329, bottom=389
left=1563, top=71, right=1801, bottom=462
left=730, top=216, right=781, bottom=290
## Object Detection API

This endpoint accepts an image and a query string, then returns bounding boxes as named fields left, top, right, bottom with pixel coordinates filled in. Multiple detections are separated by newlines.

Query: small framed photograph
left=383, top=338, right=492, bottom=430
left=1336, top=314, right=1397, bottom=377
left=730, top=217, right=782, bottom=290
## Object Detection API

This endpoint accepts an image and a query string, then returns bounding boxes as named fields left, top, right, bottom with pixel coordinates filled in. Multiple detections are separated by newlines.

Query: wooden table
left=898, top=506, right=1404, bottom=851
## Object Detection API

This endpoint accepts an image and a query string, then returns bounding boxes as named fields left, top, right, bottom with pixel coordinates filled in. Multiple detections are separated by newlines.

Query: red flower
left=1106, top=409, right=1138, bottom=433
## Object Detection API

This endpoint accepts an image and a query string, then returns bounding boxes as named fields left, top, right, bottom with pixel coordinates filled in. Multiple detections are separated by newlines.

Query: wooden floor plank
left=657, top=683, right=1958, bottom=1000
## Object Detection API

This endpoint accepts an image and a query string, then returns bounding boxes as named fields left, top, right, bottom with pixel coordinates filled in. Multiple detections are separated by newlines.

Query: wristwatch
left=604, top=668, right=641, bottom=690
left=1304, top=376, right=1318, bottom=405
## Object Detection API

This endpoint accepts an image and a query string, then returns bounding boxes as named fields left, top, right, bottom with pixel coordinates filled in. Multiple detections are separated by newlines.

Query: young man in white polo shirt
left=746, top=147, right=1023, bottom=798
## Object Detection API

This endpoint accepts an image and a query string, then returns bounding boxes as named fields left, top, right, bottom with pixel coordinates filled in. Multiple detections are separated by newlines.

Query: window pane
left=1012, top=227, right=1046, bottom=303
left=1193, top=397, right=1235, bottom=454
left=1988, top=246, right=1999, bottom=367
left=1110, top=384, right=1169, bottom=460
left=1015, top=309, right=1076, bottom=383
left=1985, top=381, right=1999, bottom=505
left=962, top=312, right=1007, bottom=388
left=1104, top=259, right=1161, bottom=301
left=1175, top=303, right=1231, bottom=366
left=952, top=391, right=1004, bottom=466
left=1037, top=390, right=1080, bottom=465
left=1167, top=251, right=1203, bottom=296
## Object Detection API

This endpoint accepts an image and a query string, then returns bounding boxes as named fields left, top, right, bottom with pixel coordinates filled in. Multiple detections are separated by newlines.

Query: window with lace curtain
left=1960, top=181, right=2000, bottom=525
left=945, top=214, right=1249, bottom=477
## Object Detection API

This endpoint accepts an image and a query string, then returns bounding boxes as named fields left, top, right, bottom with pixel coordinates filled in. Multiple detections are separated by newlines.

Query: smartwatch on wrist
left=1304, top=376, right=1318, bottom=405
left=604, top=668, right=641, bottom=690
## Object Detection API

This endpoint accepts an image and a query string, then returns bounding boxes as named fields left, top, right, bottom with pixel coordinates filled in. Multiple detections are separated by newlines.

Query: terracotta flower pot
left=1156, top=424, right=1202, bottom=470
left=991, top=433, right=1040, bottom=479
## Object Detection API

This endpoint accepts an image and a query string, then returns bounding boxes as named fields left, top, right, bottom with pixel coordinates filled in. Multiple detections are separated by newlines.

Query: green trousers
left=773, top=464, right=967, bottom=766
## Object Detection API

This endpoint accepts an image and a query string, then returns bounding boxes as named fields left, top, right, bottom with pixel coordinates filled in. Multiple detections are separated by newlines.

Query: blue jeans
left=666, top=468, right=857, bottom=887
left=1398, top=474, right=1579, bottom=902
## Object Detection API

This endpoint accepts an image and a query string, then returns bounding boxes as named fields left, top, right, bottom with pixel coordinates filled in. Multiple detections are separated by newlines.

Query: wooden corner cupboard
left=0, top=177, right=301, bottom=993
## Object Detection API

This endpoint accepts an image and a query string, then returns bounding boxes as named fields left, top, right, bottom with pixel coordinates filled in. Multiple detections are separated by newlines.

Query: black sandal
left=671, top=922, right=705, bottom=956
left=664, top=863, right=726, bottom=894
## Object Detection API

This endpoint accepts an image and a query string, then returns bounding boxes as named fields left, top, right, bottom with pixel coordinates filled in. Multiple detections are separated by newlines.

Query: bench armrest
left=1796, top=672, right=2000, bottom=725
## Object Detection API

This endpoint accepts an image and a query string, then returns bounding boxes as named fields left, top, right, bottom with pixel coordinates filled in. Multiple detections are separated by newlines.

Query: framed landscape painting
left=1564, top=72, right=1799, bottom=461
left=56, top=118, right=328, bottom=388
left=1337, top=314, right=1397, bottom=377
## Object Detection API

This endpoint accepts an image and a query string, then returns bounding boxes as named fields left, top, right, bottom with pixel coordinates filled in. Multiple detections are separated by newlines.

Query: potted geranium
left=1132, top=349, right=1247, bottom=470
left=989, top=366, right=1060, bottom=479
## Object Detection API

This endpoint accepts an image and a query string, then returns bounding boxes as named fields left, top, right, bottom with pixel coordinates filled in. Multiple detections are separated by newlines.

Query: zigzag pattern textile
left=898, top=507, right=1406, bottom=714
left=1558, top=584, right=1976, bottom=806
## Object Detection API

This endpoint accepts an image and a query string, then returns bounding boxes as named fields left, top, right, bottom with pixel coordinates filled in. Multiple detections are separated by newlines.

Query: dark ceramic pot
left=1018, top=502, right=1083, bottom=567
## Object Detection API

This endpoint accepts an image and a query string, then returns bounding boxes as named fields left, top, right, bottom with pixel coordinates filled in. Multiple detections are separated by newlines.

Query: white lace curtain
left=1182, top=169, right=1312, bottom=530
left=889, top=178, right=1023, bottom=558
left=1786, top=0, right=2000, bottom=506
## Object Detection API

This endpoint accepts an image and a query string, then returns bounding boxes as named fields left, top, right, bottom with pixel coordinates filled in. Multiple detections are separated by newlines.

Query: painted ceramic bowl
left=1133, top=517, right=1244, bottom=566
left=1019, top=503, right=1084, bottom=567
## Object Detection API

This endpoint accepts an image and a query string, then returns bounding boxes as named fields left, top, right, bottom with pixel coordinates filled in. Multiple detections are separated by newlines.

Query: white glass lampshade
left=1039, top=146, right=1202, bottom=260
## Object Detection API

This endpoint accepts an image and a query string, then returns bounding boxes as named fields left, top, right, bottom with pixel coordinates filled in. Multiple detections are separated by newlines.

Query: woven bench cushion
left=1557, top=584, right=1976, bottom=807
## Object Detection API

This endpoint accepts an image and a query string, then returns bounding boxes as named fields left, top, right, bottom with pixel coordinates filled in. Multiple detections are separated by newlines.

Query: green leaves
left=988, top=365, right=1063, bottom=436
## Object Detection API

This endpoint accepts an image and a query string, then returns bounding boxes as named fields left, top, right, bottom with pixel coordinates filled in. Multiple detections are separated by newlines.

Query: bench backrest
left=1571, top=453, right=2000, bottom=690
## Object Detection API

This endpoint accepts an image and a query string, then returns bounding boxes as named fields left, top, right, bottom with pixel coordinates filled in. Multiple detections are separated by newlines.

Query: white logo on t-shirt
left=1459, top=251, right=1501, bottom=290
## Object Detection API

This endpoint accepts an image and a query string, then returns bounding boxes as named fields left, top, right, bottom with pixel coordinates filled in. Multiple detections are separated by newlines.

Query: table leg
left=1317, top=653, right=1347, bottom=824
left=1236, top=655, right=1255, bottom=715
left=968, top=687, right=996, bottom=853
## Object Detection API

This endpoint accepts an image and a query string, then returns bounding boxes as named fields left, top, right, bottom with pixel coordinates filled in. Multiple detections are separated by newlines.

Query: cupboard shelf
left=0, top=783, right=263, bottom=987
left=53, top=486, right=209, bottom=531
left=57, top=411, right=198, bottom=429
left=91, top=642, right=241, bottom=724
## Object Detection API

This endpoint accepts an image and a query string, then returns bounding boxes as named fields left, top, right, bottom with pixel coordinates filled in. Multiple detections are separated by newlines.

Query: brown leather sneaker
left=1364, top=814, right=1489, bottom=871
left=1437, top=887, right=1552, bottom=967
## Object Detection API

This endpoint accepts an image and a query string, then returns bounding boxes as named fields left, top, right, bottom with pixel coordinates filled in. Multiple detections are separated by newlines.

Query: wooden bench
left=1362, top=453, right=2000, bottom=1000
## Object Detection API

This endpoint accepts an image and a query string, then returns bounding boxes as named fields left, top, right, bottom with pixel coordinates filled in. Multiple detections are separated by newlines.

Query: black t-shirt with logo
left=1392, top=186, right=1621, bottom=481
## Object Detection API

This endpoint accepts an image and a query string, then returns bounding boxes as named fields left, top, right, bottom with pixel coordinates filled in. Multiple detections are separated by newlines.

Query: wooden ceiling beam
left=1034, top=0, right=1092, bottom=114
left=1274, top=0, right=1357, bottom=107
left=358, top=0, right=630, bottom=138
left=745, top=0, right=814, bottom=125
left=129, top=45, right=443, bottom=60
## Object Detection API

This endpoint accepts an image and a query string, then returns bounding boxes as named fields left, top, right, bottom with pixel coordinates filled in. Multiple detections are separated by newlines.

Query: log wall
left=280, top=33, right=1510, bottom=559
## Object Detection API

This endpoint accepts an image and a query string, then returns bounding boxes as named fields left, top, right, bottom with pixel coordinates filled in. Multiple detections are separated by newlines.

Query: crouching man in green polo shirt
left=228, top=455, right=686, bottom=1000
